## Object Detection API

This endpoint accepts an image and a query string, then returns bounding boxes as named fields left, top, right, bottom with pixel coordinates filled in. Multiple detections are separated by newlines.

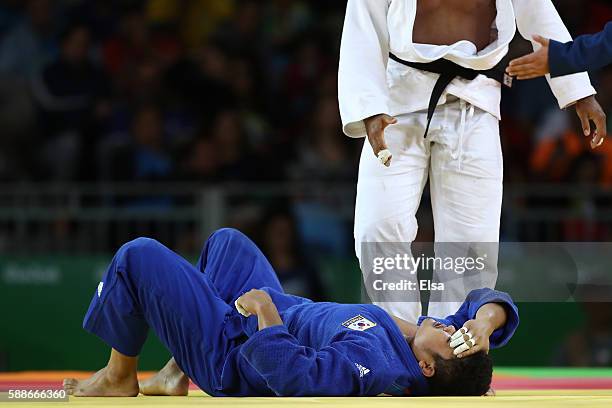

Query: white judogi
left=339, top=0, right=596, bottom=322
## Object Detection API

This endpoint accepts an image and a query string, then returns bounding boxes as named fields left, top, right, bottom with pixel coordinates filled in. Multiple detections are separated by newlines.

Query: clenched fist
left=364, top=114, right=397, bottom=167
left=235, top=289, right=275, bottom=317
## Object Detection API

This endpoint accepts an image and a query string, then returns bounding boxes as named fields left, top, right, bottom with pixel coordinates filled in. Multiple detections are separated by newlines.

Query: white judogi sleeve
left=338, top=0, right=391, bottom=138
left=513, top=0, right=596, bottom=108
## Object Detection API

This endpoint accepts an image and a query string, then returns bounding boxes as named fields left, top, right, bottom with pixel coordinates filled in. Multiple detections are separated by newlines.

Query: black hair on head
left=427, top=351, right=493, bottom=396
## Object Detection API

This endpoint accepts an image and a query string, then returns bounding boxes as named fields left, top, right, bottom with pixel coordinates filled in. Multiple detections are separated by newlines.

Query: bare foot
left=139, top=359, right=189, bottom=396
left=63, top=366, right=139, bottom=397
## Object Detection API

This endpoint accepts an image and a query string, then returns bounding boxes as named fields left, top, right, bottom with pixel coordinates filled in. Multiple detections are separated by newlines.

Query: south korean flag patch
left=342, top=315, right=377, bottom=331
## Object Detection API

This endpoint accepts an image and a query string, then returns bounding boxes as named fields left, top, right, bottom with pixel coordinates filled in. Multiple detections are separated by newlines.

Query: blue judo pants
left=82, top=228, right=283, bottom=396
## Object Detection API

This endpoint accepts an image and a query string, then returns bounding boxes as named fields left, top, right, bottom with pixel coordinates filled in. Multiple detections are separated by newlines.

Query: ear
left=418, top=360, right=435, bottom=378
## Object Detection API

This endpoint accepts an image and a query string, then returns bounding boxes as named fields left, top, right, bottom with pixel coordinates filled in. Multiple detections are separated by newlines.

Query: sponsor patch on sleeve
left=342, top=315, right=377, bottom=331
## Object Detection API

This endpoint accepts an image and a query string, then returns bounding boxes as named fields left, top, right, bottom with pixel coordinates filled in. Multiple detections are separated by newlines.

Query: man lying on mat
left=64, top=228, right=519, bottom=397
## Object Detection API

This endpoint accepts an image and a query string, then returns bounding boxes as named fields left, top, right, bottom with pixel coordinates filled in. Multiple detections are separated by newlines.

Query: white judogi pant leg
left=354, top=109, right=430, bottom=324
left=354, top=98, right=503, bottom=323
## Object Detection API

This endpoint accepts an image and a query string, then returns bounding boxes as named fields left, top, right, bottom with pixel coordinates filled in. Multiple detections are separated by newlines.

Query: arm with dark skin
left=506, top=37, right=607, bottom=149
left=364, top=114, right=397, bottom=167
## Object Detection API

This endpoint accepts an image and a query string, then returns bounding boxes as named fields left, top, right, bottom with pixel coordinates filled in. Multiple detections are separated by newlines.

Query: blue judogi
left=549, top=21, right=612, bottom=77
left=82, top=228, right=519, bottom=397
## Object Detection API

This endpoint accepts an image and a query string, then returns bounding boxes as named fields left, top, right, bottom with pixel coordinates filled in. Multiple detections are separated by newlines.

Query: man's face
left=413, top=318, right=457, bottom=361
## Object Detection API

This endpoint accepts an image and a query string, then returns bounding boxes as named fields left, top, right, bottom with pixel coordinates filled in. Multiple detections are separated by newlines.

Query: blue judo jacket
left=220, top=287, right=519, bottom=397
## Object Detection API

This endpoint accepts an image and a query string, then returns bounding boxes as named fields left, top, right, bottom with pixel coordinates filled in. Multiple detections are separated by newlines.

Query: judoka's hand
left=364, top=114, right=397, bottom=167
left=236, top=289, right=275, bottom=316
left=506, top=35, right=550, bottom=80
left=575, top=96, right=607, bottom=149
left=236, top=289, right=283, bottom=330
left=452, top=319, right=492, bottom=359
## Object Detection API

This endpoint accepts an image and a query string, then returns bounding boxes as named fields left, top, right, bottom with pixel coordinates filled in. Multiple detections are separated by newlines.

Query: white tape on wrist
left=235, top=298, right=251, bottom=317
left=377, top=149, right=392, bottom=167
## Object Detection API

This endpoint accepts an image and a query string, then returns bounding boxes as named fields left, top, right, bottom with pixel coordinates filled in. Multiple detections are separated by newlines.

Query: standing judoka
left=64, top=228, right=519, bottom=397
left=339, top=0, right=607, bottom=323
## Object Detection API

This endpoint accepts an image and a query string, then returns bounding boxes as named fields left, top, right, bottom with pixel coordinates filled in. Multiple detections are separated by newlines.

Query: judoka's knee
left=355, top=217, right=417, bottom=251
left=119, top=237, right=165, bottom=261
left=204, top=228, right=250, bottom=253
left=209, top=227, right=246, bottom=242
left=354, top=217, right=418, bottom=268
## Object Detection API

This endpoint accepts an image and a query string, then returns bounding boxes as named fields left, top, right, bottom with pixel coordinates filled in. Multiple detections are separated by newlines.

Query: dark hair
left=427, top=351, right=493, bottom=396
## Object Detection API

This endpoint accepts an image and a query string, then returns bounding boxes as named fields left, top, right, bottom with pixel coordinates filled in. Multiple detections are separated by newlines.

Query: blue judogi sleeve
left=239, top=325, right=394, bottom=396
left=418, top=288, right=519, bottom=349
left=549, top=22, right=612, bottom=77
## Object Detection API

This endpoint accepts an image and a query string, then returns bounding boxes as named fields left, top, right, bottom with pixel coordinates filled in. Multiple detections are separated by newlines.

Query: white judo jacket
left=338, top=0, right=597, bottom=138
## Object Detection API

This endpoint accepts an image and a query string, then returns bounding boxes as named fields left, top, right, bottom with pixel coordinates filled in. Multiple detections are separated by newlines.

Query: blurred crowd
left=0, top=0, right=611, bottom=277
left=0, top=0, right=608, bottom=186
left=0, top=0, right=350, bottom=184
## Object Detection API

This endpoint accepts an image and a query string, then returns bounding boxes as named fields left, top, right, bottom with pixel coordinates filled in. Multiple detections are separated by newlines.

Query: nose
left=444, top=326, right=456, bottom=335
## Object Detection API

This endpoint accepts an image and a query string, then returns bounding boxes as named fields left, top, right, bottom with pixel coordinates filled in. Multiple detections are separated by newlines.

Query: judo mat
left=1, top=368, right=612, bottom=407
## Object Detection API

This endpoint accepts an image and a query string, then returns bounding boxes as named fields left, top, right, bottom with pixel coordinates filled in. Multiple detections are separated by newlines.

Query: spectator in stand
left=291, top=96, right=354, bottom=182
left=0, top=0, right=56, bottom=78
left=32, top=22, right=110, bottom=180
left=107, top=105, right=173, bottom=182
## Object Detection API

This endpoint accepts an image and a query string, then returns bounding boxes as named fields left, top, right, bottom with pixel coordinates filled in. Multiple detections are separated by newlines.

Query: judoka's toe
left=63, top=378, right=77, bottom=394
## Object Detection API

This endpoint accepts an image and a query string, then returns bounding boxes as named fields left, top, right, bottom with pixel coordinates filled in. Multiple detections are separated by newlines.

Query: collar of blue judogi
left=369, top=307, right=430, bottom=396
left=383, top=341, right=429, bottom=396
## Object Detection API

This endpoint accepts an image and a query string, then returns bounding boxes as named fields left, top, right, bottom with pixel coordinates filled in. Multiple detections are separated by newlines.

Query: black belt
left=389, top=53, right=513, bottom=138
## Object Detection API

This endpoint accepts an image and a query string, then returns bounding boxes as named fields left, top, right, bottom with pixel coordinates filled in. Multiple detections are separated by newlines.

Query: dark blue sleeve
left=418, top=288, right=519, bottom=349
left=239, top=325, right=392, bottom=396
left=549, top=22, right=612, bottom=77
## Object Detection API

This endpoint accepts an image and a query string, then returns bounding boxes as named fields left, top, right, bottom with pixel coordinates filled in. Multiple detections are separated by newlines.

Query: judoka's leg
left=65, top=237, right=233, bottom=397
left=142, top=228, right=283, bottom=396
left=428, top=101, right=502, bottom=318
left=196, top=227, right=284, bottom=304
left=63, top=349, right=139, bottom=397
left=354, top=113, right=429, bottom=323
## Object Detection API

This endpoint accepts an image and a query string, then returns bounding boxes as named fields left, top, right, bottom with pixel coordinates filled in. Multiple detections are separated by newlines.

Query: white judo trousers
left=354, top=97, right=502, bottom=323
